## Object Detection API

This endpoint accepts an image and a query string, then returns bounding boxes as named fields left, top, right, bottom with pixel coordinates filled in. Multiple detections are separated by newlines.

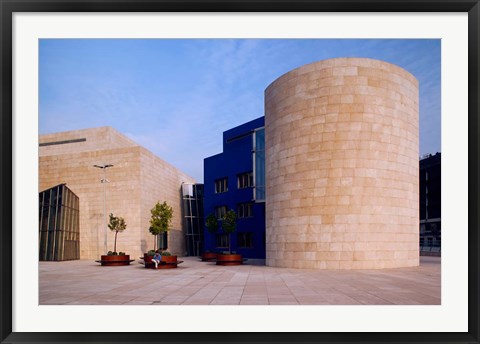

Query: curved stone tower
left=265, top=58, right=419, bottom=269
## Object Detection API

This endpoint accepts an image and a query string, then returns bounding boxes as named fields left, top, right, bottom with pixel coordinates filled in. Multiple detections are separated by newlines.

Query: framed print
left=1, top=1, right=479, bottom=343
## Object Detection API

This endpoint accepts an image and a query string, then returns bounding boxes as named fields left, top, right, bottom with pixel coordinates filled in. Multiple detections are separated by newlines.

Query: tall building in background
left=203, top=117, right=266, bottom=259
left=419, top=152, right=441, bottom=255
left=39, top=126, right=195, bottom=260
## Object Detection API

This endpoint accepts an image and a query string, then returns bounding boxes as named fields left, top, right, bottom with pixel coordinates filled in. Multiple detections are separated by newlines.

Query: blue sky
left=39, top=39, right=440, bottom=182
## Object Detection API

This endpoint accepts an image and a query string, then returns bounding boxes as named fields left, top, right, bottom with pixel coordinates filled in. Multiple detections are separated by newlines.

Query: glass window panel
left=182, top=183, right=194, bottom=197
left=52, top=186, right=59, bottom=207
left=191, top=200, right=198, bottom=217
left=255, top=128, right=265, bottom=150
left=43, top=189, right=51, bottom=207
left=216, top=234, right=229, bottom=248
left=253, top=128, right=266, bottom=201
left=184, top=199, right=192, bottom=216
left=215, top=178, right=228, bottom=193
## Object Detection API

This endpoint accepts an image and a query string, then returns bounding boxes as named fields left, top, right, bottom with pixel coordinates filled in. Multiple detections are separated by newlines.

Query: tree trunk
left=114, top=231, right=118, bottom=253
left=153, top=235, right=156, bottom=251
left=228, top=233, right=231, bottom=254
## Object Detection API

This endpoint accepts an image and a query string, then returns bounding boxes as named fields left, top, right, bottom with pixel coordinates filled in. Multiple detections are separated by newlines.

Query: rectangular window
left=237, top=172, right=253, bottom=189
left=214, top=205, right=228, bottom=220
left=216, top=233, right=229, bottom=248
left=158, top=232, right=168, bottom=250
left=237, top=203, right=253, bottom=218
left=215, top=177, right=228, bottom=193
left=238, top=232, right=254, bottom=248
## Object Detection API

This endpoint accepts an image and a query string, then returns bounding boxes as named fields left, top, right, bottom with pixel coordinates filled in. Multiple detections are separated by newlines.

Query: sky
left=39, top=39, right=441, bottom=182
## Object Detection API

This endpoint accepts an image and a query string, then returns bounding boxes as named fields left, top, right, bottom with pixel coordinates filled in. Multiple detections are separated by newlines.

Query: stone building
left=264, top=58, right=419, bottom=269
left=39, top=126, right=195, bottom=260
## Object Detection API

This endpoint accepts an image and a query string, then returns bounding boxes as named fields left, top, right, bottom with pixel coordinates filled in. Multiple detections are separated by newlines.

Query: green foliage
left=108, top=213, right=127, bottom=254
left=221, top=210, right=237, bottom=234
left=149, top=201, right=173, bottom=251
left=108, top=213, right=127, bottom=233
left=149, top=201, right=174, bottom=235
left=107, top=251, right=113, bottom=256
left=147, top=250, right=156, bottom=256
left=205, top=213, right=219, bottom=234
left=119, top=252, right=125, bottom=256
left=112, top=252, right=118, bottom=255
left=161, top=251, right=172, bottom=256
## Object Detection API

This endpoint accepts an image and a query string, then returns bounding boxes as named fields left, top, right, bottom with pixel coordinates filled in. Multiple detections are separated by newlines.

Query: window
left=238, top=232, right=254, bottom=248
left=237, top=203, right=253, bottom=218
left=215, top=178, right=228, bottom=193
left=215, top=205, right=228, bottom=220
left=158, top=232, right=168, bottom=250
left=237, top=172, right=253, bottom=189
left=216, top=234, right=229, bottom=248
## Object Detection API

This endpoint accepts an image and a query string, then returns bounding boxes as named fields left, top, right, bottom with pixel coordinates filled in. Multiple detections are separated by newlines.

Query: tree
left=107, top=213, right=127, bottom=253
left=221, top=209, right=237, bottom=254
left=149, top=201, right=173, bottom=252
left=205, top=213, right=219, bottom=234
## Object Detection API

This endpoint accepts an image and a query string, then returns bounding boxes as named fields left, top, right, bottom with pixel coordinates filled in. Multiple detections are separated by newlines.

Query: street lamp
left=93, top=164, right=114, bottom=255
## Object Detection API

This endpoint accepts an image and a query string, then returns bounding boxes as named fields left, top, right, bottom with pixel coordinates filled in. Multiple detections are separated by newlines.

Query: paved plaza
left=39, top=256, right=440, bottom=305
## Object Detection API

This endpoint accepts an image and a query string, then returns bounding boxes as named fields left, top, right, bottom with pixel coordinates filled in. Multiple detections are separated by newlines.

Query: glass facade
left=39, top=184, right=80, bottom=261
left=182, top=183, right=204, bottom=256
left=419, top=153, right=441, bottom=254
left=253, top=127, right=265, bottom=201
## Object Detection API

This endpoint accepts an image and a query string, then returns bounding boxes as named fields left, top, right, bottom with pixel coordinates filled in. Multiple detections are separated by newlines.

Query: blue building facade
left=203, top=117, right=266, bottom=259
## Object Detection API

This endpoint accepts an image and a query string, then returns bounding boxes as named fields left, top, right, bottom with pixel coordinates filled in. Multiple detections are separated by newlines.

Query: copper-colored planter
left=201, top=252, right=218, bottom=262
left=216, top=254, right=243, bottom=266
left=97, top=255, right=132, bottom=266
left=144, top=254, right=179, bottom=269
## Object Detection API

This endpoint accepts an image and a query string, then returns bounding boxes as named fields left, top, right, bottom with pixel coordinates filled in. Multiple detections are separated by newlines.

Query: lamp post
left=94, top=164, right=113, bottom=255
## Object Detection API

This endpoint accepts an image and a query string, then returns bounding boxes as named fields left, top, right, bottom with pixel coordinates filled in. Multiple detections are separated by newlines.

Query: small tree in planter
left=108, top=213, right=126, bottom=254
left=202, top=214, right=219, bottom=261
left=149, top=201, right=173, bottom=252
left=96, top=213, right=132, bottom=266
left=145, top=201, right=178, bottom=269
left=216, top=209, right=243, bottom=266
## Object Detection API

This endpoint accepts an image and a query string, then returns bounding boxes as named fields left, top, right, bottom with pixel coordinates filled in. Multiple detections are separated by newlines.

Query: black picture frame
left=1, top=1, right=479, bottom=343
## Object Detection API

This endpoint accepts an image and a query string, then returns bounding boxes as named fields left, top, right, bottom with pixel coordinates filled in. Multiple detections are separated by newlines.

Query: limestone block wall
left=139, top=147, right=196, bottom=256
left=265, top=58, right=419, bottom=269
left=39, top=146, right=142, bottom=259
left=39, top=126, right=138, bottom=155
left=39, top=127, right=195, bottom=259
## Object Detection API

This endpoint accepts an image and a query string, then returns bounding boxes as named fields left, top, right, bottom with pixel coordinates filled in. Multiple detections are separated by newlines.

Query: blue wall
left=203, top=117, right=265, bottom=259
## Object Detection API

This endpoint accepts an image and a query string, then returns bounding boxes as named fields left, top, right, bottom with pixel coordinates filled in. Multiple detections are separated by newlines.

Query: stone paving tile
left=39, top=256, right=440, bottom=305
left=240, top=296, right=270, bottom=305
